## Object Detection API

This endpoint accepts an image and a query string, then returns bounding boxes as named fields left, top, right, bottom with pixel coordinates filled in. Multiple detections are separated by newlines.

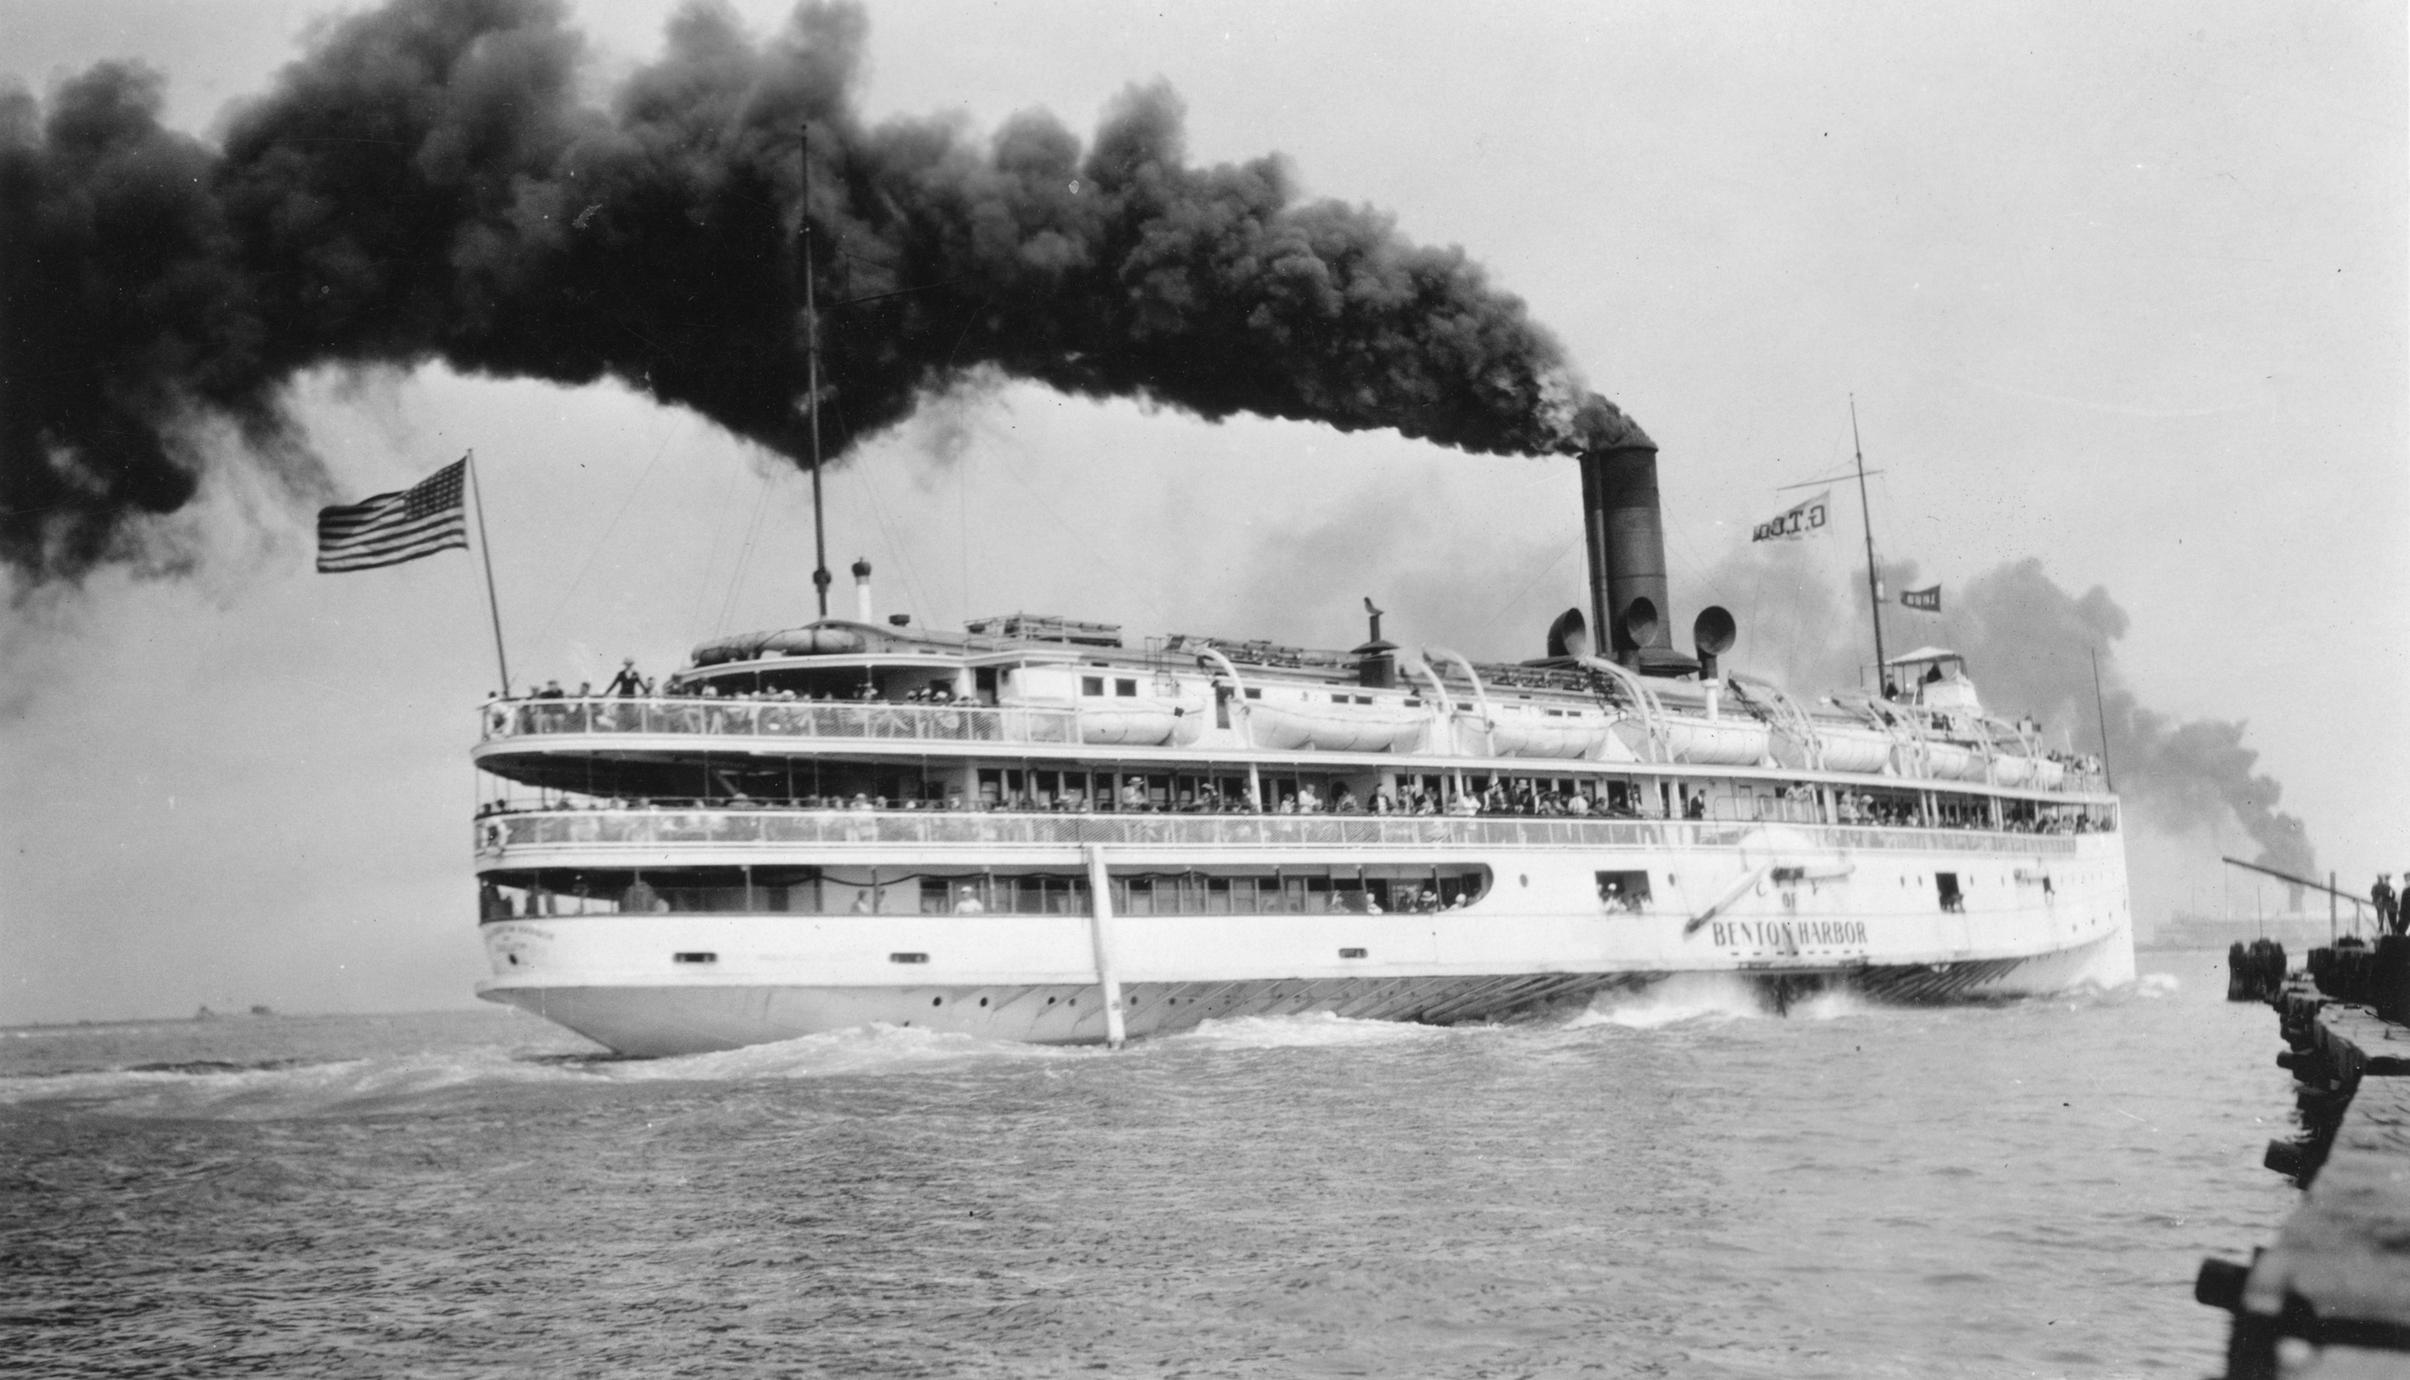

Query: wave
left=0, top=1024, right=1084, bottom=1119
left=1562, top=973, right=1773, bottom=1028
left=1158, top=1010, right=1475, bottom=1051
left=588, top=1023, right=1086, bottom=1081
left=2132, top=971, right=2183, bottom=999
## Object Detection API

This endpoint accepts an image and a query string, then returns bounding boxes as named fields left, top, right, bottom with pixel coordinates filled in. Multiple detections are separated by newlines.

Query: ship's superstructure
left=472, top=437, right=2134, bottom=1054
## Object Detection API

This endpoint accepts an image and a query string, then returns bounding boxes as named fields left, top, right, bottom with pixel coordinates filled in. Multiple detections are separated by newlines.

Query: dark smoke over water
left=0, top=0, right=1641, bottom=591
left=1697, top=545, right=2316, bottom=884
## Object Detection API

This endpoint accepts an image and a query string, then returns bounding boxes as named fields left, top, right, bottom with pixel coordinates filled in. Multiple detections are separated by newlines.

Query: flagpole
left=1849, top=397, right=1888, bottom=690
left=801, top=124, right=832, bottom=620
left=2088, top=645, right=2114, bottom=793
left=465, top=449, right=513, bottom=696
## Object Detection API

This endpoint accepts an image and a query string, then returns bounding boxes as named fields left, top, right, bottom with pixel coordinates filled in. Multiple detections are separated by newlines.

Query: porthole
left=978, top=997, right=989, bottom=1007
left=931, top=996, right=943, bottom=1007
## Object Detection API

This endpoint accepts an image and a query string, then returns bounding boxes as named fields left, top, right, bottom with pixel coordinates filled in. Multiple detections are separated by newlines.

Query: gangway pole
left=1084, top=844, right=1128, bottom=1049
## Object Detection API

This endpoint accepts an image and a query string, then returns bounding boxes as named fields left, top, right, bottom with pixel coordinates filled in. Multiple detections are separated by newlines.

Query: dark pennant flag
left=316, top=459, right=469, bottom=572
left=1900, top=584, right=1942, bottom=612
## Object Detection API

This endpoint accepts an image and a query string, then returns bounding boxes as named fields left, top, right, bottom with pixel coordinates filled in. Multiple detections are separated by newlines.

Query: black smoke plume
left=1696, top=545, right=2316, bottom=885
left=0, top=0, right=1642, bottom=591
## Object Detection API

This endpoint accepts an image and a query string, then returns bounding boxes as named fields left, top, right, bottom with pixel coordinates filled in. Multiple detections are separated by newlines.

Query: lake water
left=0, top=950, right=2296, bottom=1378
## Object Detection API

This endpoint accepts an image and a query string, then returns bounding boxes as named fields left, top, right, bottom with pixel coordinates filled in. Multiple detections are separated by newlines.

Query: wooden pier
left=2198, top=941, right=2410, bottom=1378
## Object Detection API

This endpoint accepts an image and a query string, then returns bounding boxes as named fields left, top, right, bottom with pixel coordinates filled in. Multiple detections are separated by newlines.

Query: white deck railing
left=477, top=808, right=2090, bottom=856
left=482, top=697, right=1075, bottom=745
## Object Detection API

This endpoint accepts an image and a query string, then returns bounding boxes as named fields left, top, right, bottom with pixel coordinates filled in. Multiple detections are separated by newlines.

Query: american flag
left=316, top=458, right=470, bottom=572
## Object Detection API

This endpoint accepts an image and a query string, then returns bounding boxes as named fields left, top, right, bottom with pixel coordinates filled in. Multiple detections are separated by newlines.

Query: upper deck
left=477, top=613, right=2110, bottom=805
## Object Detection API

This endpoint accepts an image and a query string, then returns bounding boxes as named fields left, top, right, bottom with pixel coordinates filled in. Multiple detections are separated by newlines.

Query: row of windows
left=481, top=865, right=1493, bottom=920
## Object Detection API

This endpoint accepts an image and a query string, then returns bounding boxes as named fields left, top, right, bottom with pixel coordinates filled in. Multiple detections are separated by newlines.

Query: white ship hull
left=477, top=829, right=2133, bottom=1055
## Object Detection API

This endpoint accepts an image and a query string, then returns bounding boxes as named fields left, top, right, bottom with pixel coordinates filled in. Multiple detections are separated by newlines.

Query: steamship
left=471, top=434, right=2134, bottom=1055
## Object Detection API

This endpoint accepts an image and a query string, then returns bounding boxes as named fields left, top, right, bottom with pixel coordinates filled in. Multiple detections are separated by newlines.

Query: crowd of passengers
left=516, top=662, right=967, bottom=704
left=475, top=776, right=2109, bottom=832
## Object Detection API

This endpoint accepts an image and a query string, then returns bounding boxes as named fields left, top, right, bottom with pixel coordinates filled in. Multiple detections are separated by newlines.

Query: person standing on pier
left=2374, top=874, right=2399, bottom=935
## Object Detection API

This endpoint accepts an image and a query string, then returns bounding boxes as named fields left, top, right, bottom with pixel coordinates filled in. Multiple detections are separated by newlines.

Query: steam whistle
left=1546, top=607, right=1591, bottom=660
left=1693, top=606, right=1737, bottom=682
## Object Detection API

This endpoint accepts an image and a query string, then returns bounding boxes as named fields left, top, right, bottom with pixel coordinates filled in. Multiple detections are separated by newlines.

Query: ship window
left=1081, top=676, right=1104, bottom=696
left=1595, top=871, right=1651, bottom=912
left=1115, top=678, right=1138, bottom=697
left=673, top=952, right=717, bottom=964
left=1244, top=688, right=1262, bottom=700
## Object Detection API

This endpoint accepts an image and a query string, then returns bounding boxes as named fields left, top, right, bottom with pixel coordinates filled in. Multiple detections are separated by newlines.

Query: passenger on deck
left=1333, top=785, right=1359, bottom=813
left=536, top=679, right=565, bottom=699
left=1121, top=777, right=1149, bottom=812
left=954, top=886, right=985, bottom=915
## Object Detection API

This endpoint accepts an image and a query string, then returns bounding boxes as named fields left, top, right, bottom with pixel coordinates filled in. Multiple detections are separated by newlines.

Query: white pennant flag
left=1750, top=489, right=1831, bottom=542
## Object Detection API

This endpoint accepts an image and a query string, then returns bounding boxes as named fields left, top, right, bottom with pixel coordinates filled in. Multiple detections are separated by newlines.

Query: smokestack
left=1578, top=439, right=1691, bottom=674
left=851, top=556, right=873, bottom=623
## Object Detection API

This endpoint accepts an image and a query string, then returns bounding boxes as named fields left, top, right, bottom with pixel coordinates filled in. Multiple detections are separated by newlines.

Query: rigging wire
left=1478, top=529, right=1586, bottom=634
left=824, top=388, right=938, bottom=623
left=535, top=412, right=685, bottom=650
left=684, top=441, right=751, bottom=641
left=716, top=459, right=780, bottom=635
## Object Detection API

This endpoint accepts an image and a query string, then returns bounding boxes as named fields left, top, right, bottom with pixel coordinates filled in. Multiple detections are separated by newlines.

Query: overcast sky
left=3, top=0, right=2402, bottom=1024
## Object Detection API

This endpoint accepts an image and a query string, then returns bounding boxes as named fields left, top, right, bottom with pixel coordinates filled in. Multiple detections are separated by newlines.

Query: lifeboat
left=1904, top=739, right=1990, bottom=782
left=1477, top=714, right=1611, bottom=760
left=1989, top=754, right=2036, bottom=787
left=1248, top=702, right=1428, bottom=753
left=759, top=626, right=867, bottom=657
left=1077, top=701, right=1202, bottom=747
left=1617, top=714, right=1770, bottom=766
left=1769, top=722, right=1895, bottom=774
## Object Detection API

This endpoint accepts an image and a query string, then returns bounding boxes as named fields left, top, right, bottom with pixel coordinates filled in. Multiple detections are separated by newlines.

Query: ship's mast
left=802, top=125, right=832, bottom=619
left=1849, top=397, right=1888, bottom=689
